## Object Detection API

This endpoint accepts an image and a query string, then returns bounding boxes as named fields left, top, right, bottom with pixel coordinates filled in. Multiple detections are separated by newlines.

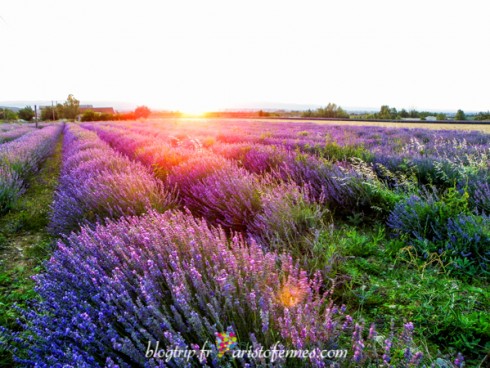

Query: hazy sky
left=1, top=0, right=489, bottom=112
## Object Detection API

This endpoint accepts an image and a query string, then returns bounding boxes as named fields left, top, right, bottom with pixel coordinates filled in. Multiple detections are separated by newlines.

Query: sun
left=182, top=111, right=206, bottom=118
left=181, top=107, right=208, bottom=118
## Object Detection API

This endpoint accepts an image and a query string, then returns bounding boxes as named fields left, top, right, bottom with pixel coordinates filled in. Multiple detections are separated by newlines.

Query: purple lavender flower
left=454, top=352, right=464, bottom=367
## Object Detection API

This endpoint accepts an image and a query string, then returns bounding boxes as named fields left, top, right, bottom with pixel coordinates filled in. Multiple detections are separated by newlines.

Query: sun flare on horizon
left=181, top=109, right=208, bottom=118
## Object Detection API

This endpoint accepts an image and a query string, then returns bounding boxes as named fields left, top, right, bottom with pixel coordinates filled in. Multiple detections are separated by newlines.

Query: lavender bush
left=210, top=143, right=295, bottom=174
left=9, top=210, right=425, bottom=367
left=248, top=182, right=327, bottom=255
left=387, top=188, right=490, bottom=277
left=49, top=124, right=176, bottom=235
left=0, top=125, right=34, bottom=144
left=180, top=166, right=264, bottom=232
left=0, top=124, right=63, bottom=213
left=0, top=166, right=24, bottom=213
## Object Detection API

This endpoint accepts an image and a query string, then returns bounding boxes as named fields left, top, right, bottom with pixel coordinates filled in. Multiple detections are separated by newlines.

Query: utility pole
left=34, top=105, right=38, bottom=128
left=52, top=100, right=55, bottom=121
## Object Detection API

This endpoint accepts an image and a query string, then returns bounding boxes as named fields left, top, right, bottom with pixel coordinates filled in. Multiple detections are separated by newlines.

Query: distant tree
left=455, top=109, right=466, bottom=120
left=474, top=111, right=490, bottom=121
left=135, top=105, right=151, bottom=119
left=399, top=109, right=409, bottom=118
left=377, top=105, right=394, bottom=120
left=302, top=109, right=314, bottom=118
left=99, top=113, right=114, bottom=121
left=18, top=106, right=35, bottom=121
left=41, top=105, right=61, bottom=121
left=409, top=109, right=419, bottom=119
left=63, top=94, right=80, bottom=120
left=0, top=108, right=18, bottom=121
left=304, top=103, right=349, bottom=119
left=390, top=107, right=398, bottom=118
left=436, top=113, right=447, bottom=121
left=81, top=110, right=97, bottom=122
left=418, top=111, right=432, bottom=120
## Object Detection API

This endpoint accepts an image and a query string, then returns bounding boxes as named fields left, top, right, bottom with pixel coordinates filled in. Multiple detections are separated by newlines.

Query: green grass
left=309, top=224, right=490, bottom=366
left=0, top=134, right=63, bottom=367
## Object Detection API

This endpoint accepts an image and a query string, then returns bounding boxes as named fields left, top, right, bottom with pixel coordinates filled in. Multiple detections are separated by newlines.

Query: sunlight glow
left=277, top=284, right=307, bottom=308
left=181, top=109, right=207, bottom=118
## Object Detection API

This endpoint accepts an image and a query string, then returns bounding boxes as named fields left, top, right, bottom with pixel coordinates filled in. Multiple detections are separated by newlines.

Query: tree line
left=300, top=104, right=490, bottom=121
left=0, top=106, right=35, bottom=121
left=1, top=95, right=152, bottom=123
left=41, top=95, right=151, bottom=122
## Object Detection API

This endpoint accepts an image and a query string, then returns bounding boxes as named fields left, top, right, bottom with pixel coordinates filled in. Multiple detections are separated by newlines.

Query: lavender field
left=1, top=120, right=489, bottom=367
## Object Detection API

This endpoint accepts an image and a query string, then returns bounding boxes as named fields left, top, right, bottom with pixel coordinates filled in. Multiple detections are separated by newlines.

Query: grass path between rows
left=0, top=132, right=63, bottom=367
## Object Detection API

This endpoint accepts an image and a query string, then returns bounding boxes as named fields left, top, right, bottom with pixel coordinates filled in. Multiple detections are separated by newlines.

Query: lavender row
left=0, top=124, right=63, bottom=213
left=108, top=119, right=490, bottom=161
left=9, top=210, right=425, bottom=367
left=0, top=125, right=35, bottom=144
left=83, top=124, right=338, bottom=253
left=49, top=124, right=176, bottom=235
left=93, top=121, right=490, bottom=197
left=84, top=122, right=489, bottom=277
left=87, top=123, right=398, bottom=222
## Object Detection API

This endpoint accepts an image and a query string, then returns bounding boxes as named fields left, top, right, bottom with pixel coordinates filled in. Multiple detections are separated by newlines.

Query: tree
left=455, top=109, right=466, bottom=120
left=409, top=109, right=419, bottom=119
left=302, top=109, right=313, bottom=118
left=81, top=110, right=97, bottom=122
left=474, top=111, right=490, bottom=121
left=377, top=105, right=394, bottom=120
left=63, top=94, right=80, bottom=120
left=135, top=105, right=151, bottom=119
left=0, top=108, right=18, bottom=121
left=18, top=106, right=35, bottom=121
left=436, top=113, right=447, bottom=121
left=303, top=103, right=349, bottom=119
left=41, top=105, right=62, bottom=121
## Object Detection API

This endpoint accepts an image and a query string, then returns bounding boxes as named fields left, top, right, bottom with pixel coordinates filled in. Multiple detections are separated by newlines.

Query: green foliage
left=436, top=113, right=447, bottom=121
left=17, top=106, right=35, bottom=121
left=80, top=110, right=97, bottom=122
left=41, top=95, right=80, bottom=121
left=0, top=134, right=62, bottom=365
left=301, top=102, right=349, bottom=119
left=390, top=187, right=470, bottom=241
left=388, top=187, right=490, bottom=279
left=356, top=106, right=451, bottom=121
left=474, top=111, right=490, bottom=121
left=310, top=225, right=489, bottom=365
left=41, top=103, right=64, bottom=121
left=63, top=94, right=80, bottom=120
left=455, top=109, right=466, bottom=121
left=313, top=142, right=374, bottom=162
left=338, top=160, right=403, bottom=223
left=376, top=105, right=397, bottom=120
left=0, top=182, right=23, bottom=215
left=249, top=184, right=329, bottom=262
left=0, top=109, right=18, bottom=121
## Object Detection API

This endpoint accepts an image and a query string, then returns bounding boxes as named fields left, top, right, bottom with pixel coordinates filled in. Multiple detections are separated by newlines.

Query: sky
left=1, top=0, right=489, bottom=113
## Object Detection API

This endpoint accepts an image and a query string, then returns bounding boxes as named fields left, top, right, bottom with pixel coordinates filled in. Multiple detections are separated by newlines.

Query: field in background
left=218, top=117, right=490, bottom=133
